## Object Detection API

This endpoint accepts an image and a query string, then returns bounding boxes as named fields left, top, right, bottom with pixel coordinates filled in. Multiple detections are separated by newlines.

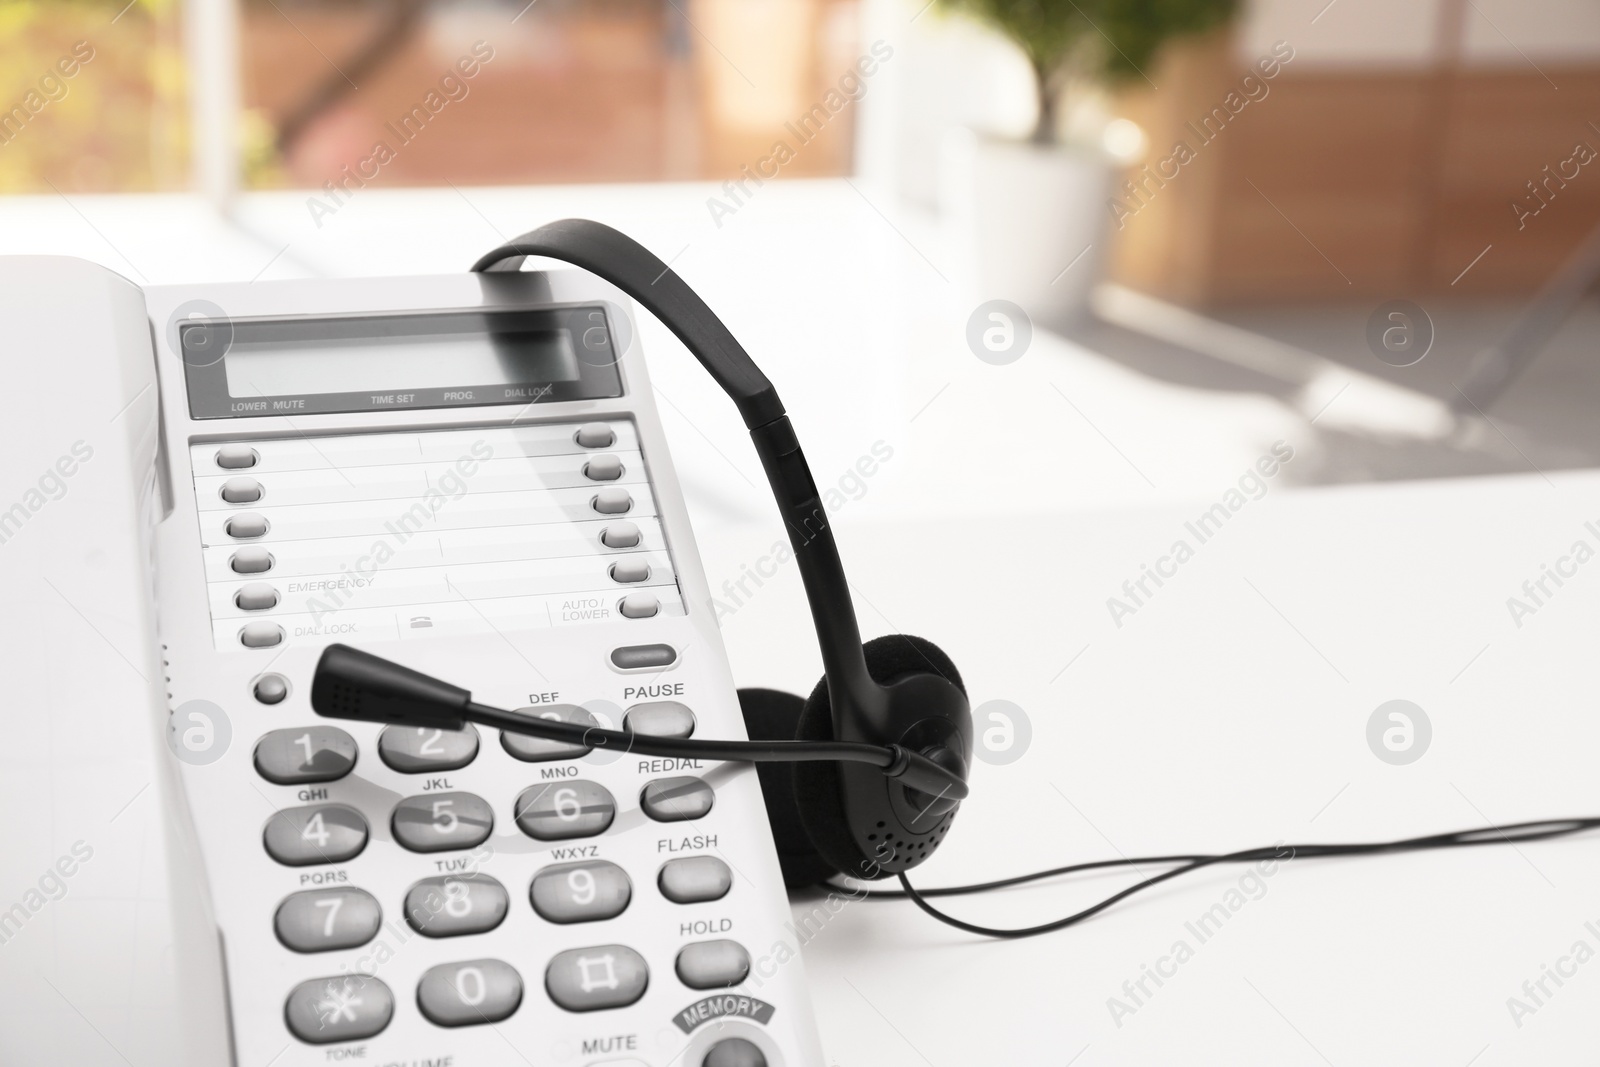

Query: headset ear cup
left=793, top=634, right=968, bottom=883
left=737, top=688, right=838, bottom=890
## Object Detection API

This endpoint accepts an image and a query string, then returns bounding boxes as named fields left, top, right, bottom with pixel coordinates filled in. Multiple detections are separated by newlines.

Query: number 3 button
left=392, top=792, right=493, bottom=853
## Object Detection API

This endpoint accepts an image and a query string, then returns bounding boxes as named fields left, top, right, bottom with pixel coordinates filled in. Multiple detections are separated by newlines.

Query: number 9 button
left=531, top=861, right=631, bottom=923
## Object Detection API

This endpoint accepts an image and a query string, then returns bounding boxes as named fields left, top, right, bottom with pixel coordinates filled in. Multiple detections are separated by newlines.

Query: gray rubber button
left=220, top=477, right=263, bottom=503
left=609, top=558, right=650, bottom=584
left=264, top=804, right=368, bottom=866
left=592, top=488, right=632, bottom=514
left=225, top=513, right=269, bottom=538
left=254, top=727, right=356, bottom=785
left=545, top=945, right=647, bottom=1012
left=610, top=644, right=676, bottom=670
left=392, top=791, right=493, bottom=853
left=254, top=674, right=289, bottom=705
left=619, top=593, right=659, bottom=619
left=500, top=704, right=596, bottom=763
left=642, top=777, right=714, bottom=823
left=625, top=701, right=695, bottom=739
left=275, top=887, right=381, bottom=953
left=235, top=582, right=279, bottom=610
left=658, top=856, right=731, bottom=905
left=418, top=959, right=523, bottom=1027
left=215, top=444, right=258, bottom=469
left=583, top=454, right=624, bottom=481
left=531, top=861, right=632, bottom=924
left=676, top=940, right=751, bottom=990
left=240, top=621, right=284, bottom=648
left=574, top=423, right=616, bottom=448
left=404, top=874, right=509, bottom=938
left=230, top=546, right=273, bottom=574
left=600, top=521, right=641, bottom=549
left=284, top=975, right=393, bottom=1044
left=515, top=781, right=616, bottom=840
left=704, top=1038, right=767, bottom=1067
left=379, top=724, right=479, bottom=773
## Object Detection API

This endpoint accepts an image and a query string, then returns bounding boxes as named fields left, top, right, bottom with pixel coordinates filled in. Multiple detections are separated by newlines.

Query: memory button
left=574, top=423, right=616, bottom=448
left=230, top=547, right=273, bottom=574
left=609, top=558, right=650, bottom=584
left=220, top=477, right=263, bottom=503
left=235, top=583, right=279, bottom=611
left=225, top=513, right=269, bottom=538
left=583, top=455, right=624, bottom=481
left=215, top=444, right=258, bottom=469
left=600, top=521, right=641, bottom=549
left=592, top=488, right=632, bottom=515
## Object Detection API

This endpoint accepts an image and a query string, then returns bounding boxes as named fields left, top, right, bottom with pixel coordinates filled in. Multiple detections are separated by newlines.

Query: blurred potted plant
left=938, top=0, right=1238, bottom=325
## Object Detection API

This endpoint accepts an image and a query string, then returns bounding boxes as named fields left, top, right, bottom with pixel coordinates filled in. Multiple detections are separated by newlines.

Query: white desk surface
left=2, top=187, right=1595, bottom=1064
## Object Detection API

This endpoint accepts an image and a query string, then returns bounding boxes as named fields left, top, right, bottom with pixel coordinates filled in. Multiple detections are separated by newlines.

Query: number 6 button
left=514, top=781, right=615, bottom=840
left=392, top=792, right=493, bottom=853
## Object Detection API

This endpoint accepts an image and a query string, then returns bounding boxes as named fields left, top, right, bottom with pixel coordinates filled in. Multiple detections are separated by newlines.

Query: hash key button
left=545, top=945, right=648, bottom=1012
left=285, top=975, right=393, bottom=1044
left=254, top=727, right=357, bottom=785
left=264, top=803, right=368, bottom=866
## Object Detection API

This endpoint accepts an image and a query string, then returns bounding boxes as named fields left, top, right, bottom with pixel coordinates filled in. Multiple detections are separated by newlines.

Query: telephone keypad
left=391, top=791, right=494, bottom=853
left=264, top=803, right=369, bottom=866
left=514, top=780, right=617, bottom=840
left=254, top=727, right=357, bottom=785
left=530, top=860, right=632, bottom=924
left=416, top=959, right=524, bottom=1027
left=377, top=723, right=480, bottom=773
left=274, top=888, right=382, bottom=953
left=404, top=874, right=510, bottom=938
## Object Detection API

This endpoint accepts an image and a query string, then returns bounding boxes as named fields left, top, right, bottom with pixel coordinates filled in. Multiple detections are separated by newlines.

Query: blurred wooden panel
left=1110, top=44, right=1600, bottom=304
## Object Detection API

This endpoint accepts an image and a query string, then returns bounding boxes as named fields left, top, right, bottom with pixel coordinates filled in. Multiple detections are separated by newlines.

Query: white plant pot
left=940, top=129, right=1113, bottom=330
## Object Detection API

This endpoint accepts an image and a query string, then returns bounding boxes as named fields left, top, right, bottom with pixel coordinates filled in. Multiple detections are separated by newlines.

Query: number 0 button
left=392, top=792, right=493, bottom=853
left=514, top=781, right=615, bottom=840
left=264, top=804, right=368, bottom=867
left=417, top=959, right=523, bottom=1027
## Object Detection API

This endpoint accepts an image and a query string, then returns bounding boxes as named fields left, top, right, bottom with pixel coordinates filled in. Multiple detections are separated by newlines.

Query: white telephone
left=0, top=255, right=823, bottom=1067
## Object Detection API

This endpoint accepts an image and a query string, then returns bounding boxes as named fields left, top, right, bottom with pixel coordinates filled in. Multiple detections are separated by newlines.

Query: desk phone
left=23, top=258, right=824, bottom=1067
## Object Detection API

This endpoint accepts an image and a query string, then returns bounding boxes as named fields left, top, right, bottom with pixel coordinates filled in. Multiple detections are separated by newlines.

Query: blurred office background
left=4, top=0, right=1600, bottom=508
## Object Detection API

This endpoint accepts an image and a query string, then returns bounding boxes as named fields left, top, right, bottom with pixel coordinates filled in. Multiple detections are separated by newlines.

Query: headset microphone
left=310, top=643, right=969, bottom=802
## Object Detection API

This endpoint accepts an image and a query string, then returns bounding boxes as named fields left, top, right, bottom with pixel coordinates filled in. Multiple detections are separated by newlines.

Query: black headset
left=310, top=219, right=1600, bottom=940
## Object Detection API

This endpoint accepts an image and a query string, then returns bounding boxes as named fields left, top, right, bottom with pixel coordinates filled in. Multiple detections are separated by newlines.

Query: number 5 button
left=392, top=792, right=493, bottom=853
left=514, top=781, right=615, bottom=840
